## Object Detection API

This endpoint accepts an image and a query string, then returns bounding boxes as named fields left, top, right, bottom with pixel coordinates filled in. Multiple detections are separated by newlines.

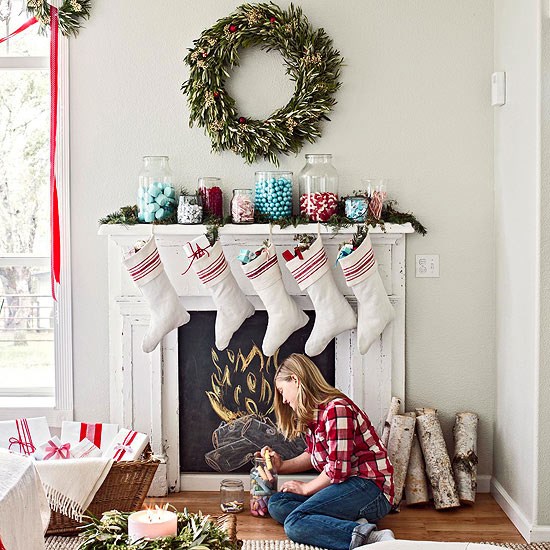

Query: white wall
left=493, top=0, right=540, bottom=535
left=69, top=1, right=495, bottom=473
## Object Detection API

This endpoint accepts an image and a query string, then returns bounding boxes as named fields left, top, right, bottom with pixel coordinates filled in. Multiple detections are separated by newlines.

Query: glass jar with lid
left=137, top=156, right=177, bottom=223
left=298, top=154, right=338, bottom=222
left=178, top=193, right=203, bottom=224
left=231, top=189, right=255, bottom=224
left=220, top=479, right=244, bottom=513
left=250, top=456, right=277, bottom=517
left=254, top=171, right=293, bottom=221
left=198, top=177, right=223, bottom=218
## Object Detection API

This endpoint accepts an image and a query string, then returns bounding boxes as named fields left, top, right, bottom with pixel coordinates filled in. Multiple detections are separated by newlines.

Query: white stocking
left=184, top=236, right=254, bottom=350
left=242, top=243, right=308, bottom=357
left=285, top=236, right=356, bottom=357
left=123, top=237, right=190, bottom=353
left=338, top=234, right=394, bottom=355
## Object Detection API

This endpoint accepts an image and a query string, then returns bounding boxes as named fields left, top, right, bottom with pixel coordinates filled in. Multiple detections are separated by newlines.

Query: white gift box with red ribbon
left=0, top=417, right=51, bottom=456
left=61, top=421, right=119, bottom=453
left=70, top=438, right=102, bottom=459
left=34, top=436, right=71, bottom=460
left=103, top=429, right=149, bottom=461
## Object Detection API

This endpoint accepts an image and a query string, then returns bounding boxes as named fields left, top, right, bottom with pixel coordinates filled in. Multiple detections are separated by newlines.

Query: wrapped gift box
left=0, top=417, right=51, bottom=456
left=33, top=436, right=71, bottom=460
left=70, top=438, right=102, bottom=459
left=61, top=421, right=119, bottom=453
left=103, top=429, right=149, bottom=461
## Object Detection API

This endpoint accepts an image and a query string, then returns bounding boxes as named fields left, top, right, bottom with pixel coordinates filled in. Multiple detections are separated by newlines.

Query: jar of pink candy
left=298, top=154, right=339, bottom=222
left=198, top=177, right=223, bottom=218
left=231, top=189, right=255, bottom=224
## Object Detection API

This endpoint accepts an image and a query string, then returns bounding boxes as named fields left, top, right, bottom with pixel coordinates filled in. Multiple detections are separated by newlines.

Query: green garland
left=182, top=2, right=343, bottom=165
left=26, top=0, right=92, bottom=37
left=78, top=509, right=241, bottom=550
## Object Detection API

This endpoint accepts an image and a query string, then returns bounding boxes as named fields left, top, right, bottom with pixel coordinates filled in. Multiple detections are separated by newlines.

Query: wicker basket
left=46, top=450, right=160, bottom=536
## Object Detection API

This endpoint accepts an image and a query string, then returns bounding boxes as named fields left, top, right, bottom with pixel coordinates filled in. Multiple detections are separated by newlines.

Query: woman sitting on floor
left=260, top=353, right=395, bottom=550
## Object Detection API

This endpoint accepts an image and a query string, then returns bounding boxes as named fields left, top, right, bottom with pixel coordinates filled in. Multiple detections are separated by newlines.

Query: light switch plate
left=491, top=72, right=506, bottom=106
left=416, top=255, right=440, bottom=278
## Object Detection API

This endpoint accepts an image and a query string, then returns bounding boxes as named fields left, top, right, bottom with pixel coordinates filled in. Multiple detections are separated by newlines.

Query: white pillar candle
left=127, top=508, right=178, bottom=542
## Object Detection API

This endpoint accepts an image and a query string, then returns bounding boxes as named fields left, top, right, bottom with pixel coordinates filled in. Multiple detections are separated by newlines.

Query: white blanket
left=0, top=450, right=49, bottom=550
left=35, top=457, right=113, bottom=521
left=363, top=542, right=508, bottom=549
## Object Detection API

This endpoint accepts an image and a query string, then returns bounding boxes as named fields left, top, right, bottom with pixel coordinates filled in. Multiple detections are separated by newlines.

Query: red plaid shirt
left=305, top=397, right=394, bottom=504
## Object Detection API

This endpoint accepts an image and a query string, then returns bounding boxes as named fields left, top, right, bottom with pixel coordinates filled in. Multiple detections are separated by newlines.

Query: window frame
left=0, top=37, right=73, bottom=426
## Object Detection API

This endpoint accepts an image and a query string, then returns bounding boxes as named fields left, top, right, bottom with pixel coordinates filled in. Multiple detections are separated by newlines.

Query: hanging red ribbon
left=0, top=16, right=37, bottom=45
left=50, top=6, right=60, bottom=300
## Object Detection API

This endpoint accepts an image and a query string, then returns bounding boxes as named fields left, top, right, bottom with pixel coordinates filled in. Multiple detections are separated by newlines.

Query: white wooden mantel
left=98, top=223, right=413, bottom=495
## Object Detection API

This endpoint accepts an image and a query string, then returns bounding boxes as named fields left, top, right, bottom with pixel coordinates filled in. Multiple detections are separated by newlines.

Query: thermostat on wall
left=491, top=72, right=506, bottom=106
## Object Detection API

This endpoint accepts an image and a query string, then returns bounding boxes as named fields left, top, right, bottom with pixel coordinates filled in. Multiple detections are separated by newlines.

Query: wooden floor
left=146, top=492, right=525, bottom=544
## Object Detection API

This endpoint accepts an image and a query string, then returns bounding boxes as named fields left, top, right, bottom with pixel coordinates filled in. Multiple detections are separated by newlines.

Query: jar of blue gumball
left=254, top=171, right=293, bottom=221
left=137, top=156, right=177, bottom=222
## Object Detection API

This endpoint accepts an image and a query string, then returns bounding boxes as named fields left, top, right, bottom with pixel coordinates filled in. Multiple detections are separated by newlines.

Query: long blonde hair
left=273, top=353, right=345, bottom=439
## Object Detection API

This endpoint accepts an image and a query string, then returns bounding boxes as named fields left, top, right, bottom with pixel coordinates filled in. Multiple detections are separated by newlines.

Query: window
left=0, top=0, right=72, bottom=423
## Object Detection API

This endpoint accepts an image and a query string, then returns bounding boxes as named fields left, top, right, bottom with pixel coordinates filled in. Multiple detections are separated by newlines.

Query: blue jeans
left=268, top=477, right=391, bottom=550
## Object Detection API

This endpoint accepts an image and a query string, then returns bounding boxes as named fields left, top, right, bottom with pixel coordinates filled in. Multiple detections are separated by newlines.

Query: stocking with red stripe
left=285, top=236, right=356, bottom=356
left=338, top=233, right=394, bottom=355
left=123, top=237, right=190, bottom=353
left=184, top=235, right=254, bottom=350
left=242, top=243, right=308, bottom=357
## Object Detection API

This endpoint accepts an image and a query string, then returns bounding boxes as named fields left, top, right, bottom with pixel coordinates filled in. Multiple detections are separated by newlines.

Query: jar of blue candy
left=137, top=156, right=177, bottom=222
left=254, top=171, right=293, bottom=221
left=345, top=196, right=368, bottom=222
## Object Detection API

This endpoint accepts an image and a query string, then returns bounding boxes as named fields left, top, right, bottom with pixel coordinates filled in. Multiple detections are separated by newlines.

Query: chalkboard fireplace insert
left=99, top=223, right=412, bottom=493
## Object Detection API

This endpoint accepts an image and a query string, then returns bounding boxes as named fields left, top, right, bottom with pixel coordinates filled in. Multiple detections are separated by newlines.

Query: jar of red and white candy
left=198, top=177, right=223, bottom=218
left=231, top=189, right=254, bottom=224
left=298, top=154, right=338, bottom=222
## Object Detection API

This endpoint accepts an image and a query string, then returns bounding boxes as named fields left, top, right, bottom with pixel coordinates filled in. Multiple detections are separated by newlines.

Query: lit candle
left=127, top=506, right=178, bottom=542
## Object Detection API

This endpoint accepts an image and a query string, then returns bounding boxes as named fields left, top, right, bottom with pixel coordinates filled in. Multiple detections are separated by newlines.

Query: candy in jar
left=231, top=189, right=255, bottom=224
left=254, top=171, right=293, bottom=221
left=249, top=454, right=278, bottom=517
left=198, top=177, right=223, bottom=218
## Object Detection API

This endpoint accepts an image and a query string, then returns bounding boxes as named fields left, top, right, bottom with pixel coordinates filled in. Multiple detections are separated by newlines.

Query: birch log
left=452, top=412, right=479, bottom=505
left=416, top=412, right=460, bottom=509
left=404, top=412, right=429, bottom=505
left=381, top=396, right=402, bottom=447
left=415, top=407, right=437, bottom=416
left=387, top=414, right=415, bottom=505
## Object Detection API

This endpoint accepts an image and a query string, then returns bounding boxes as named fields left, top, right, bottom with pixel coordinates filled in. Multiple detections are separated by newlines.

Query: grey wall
left=69, top=1, right=495, bottom=474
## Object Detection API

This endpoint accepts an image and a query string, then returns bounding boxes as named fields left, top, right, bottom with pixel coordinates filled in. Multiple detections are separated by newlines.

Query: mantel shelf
left=98, top=222, right=414, bottom=237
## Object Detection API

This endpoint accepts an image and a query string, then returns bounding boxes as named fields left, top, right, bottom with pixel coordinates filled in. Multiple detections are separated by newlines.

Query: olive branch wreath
left=182, top=2, right=344, bottom=166
left=26, top=0, right=91, bottom=37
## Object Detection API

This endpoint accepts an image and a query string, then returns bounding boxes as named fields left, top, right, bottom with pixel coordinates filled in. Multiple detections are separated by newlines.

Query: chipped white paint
left=99, top=223, right=412, bottom=493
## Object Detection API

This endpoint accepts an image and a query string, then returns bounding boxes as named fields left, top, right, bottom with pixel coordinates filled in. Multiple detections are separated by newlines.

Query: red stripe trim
left=79, top=423, right=87, bottom=442
left=132, top=256, right=162, bottom=282
left=344, top=255, right=376, bottom=282
left=246, top=255, right=277, bottom=280
left=342, top=249, right=375, bottom=277
left=200, top=258, right=228, bottom=284
left=114, top=430, right=138, bottom=462
left=128, top=249, right=159, bottom=276
left=196, top=251, right=226, bottom=283
left=290, top=249, right=325, bottom=279
left=295, top=255, right=328, bottom=284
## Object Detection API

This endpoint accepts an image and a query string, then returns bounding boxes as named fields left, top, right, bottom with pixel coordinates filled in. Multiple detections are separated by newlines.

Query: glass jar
left=250, top=456, right=277, bottom=517
left=198, top=177, right=223, bottom=218
left=231, top=189, right=255, bottom=224
left=254, top=171, right=293, bottom=221
left=298, top=154, right=339, bottom=222
left=220, top=479, right=244, bottom=513
left=362, top=178, right=388, bottom=220
left=137, top=156, right=176, bottom=223
left=178, top=193, right=203, bottom=224
left=345, top=196, right=368, bottom=222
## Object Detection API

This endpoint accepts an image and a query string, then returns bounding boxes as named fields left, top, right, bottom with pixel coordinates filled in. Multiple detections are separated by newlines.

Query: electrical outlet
left=415, top=255, right=440, bottom=278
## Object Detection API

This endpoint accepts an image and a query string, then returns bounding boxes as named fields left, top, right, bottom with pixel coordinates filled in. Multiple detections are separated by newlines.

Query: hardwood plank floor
left=146, top=492, right=525, bottom=544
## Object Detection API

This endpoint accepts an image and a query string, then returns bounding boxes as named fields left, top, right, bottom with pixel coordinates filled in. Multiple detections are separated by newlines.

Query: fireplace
left=99, top=223, right=412, bottom=495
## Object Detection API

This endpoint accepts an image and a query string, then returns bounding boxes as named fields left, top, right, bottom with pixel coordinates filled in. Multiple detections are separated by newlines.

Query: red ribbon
left=182, top=241, right=210, bottom=275
left=0, top=16, right=37, bottom=45
left=50, top=6, right=60, bottom=300
left=8, top=418, right=36, bottom=455
left=44, top=440, right=71, bottom=460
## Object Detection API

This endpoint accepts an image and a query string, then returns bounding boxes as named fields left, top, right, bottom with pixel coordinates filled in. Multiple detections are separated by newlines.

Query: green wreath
left=182, top=2, right=343, bottom=165
left=26, top=0, right=91, bottom=37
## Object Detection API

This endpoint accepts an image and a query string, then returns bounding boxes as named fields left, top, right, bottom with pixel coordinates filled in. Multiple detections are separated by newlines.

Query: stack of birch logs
left=381, top=397, right=478, bottom=510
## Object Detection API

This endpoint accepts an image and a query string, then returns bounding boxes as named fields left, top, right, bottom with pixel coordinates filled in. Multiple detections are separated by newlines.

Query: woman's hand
left=255, top=446, right=284, bottom=472
left=280, top=480, right=309, bottom=496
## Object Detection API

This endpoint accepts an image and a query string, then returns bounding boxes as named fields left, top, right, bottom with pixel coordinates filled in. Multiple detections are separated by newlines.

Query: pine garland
left=26, top=0, right=92, bottom=37
left=78, top=509, right=241, bottom=550
left=182, top=2, right=344, bottom=165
